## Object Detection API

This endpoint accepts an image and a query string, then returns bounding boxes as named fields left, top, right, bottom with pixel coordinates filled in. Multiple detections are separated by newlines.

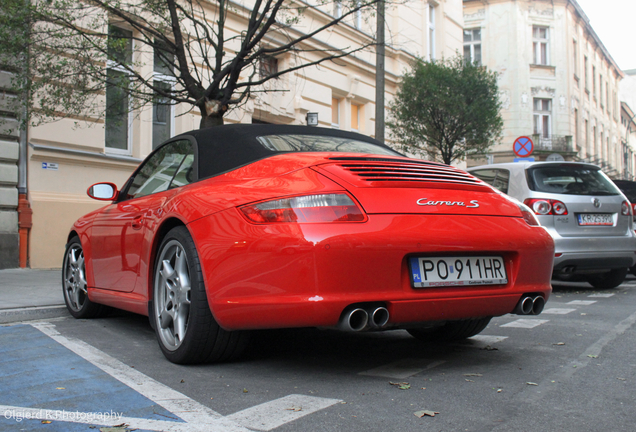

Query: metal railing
left=530, top=134, right=574, bottom=152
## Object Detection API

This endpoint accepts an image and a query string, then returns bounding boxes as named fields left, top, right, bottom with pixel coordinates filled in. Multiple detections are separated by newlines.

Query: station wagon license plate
left=577, top=213, right=613, bottom=226
left=409, top=256, right=508, bottom=288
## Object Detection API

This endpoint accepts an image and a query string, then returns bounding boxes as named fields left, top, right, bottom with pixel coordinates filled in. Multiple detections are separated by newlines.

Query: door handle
left=132, top=215, right=144, bottom=230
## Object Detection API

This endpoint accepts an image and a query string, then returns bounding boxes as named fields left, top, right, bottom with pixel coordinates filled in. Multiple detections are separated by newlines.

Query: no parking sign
left=513, top=136, right=534, bottom=158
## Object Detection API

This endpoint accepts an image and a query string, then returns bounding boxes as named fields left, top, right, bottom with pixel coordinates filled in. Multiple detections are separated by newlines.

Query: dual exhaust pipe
left=514, top=295, right=545, bottom=315
left=339, top=306, right=390, bottom=332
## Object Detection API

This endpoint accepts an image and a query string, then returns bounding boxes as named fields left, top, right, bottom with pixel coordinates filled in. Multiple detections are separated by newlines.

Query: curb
left=0, top=305, right=69, bottom=324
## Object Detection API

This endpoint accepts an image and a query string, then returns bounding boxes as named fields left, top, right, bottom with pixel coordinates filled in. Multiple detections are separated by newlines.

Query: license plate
left=409, top=256, right=507, bottom=288
left=577, top=213, right=613, bottom=226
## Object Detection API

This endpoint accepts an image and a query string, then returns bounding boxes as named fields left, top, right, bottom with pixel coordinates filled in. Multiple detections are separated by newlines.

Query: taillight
left=517, top=201, right=540, bottom=226
left=240, top=193, right=367, bottom=223
left=524, top=198, right=568, bottom=216
left=621, top=200, right=632, bottom=216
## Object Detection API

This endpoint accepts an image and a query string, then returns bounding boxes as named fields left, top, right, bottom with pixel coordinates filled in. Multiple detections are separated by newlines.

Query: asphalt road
left=2, top=279, right=636, bottom=431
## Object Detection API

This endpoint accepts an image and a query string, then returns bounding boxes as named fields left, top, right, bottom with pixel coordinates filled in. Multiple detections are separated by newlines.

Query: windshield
left=527, top=165, right=620, bottom=196
left=256, top=135, right=400, bottom=156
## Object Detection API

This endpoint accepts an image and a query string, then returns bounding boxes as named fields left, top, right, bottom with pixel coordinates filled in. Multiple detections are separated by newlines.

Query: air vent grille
left=329, top=158, right=481, bottom=185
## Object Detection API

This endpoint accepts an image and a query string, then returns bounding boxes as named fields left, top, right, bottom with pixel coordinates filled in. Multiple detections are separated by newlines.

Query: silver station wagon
left=468, top=162, right=636, bottom=289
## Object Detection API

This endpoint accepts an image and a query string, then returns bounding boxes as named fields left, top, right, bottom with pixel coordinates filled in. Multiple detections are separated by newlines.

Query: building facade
left=463, top=0, right=631, bottom=176
left=14, top=0, right=463, bottom=269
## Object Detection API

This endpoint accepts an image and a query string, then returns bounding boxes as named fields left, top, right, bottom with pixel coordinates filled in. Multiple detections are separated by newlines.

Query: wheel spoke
left=159, top=309, right=174, bottom=329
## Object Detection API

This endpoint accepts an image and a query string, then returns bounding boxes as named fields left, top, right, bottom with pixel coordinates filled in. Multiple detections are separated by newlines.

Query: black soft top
left=173, top=124, right=395, bottom=179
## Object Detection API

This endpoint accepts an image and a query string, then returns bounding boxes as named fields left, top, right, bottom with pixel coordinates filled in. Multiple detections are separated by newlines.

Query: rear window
left=256, top=135, right=400, bottom=156
left=469, top=169, right=510, bottom=194
left=527, top=165, right=620, bottom=196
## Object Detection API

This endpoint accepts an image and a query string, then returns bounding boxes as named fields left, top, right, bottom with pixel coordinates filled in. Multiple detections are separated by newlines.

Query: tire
left=586, top=268, right=628, bottom=289
left=407, top=317, right=492, bottom=343
left=152, top=226, right=250, bottom=364
left=62, top=236, right=104, bottom=319
left=630, top=265, right=636, bottom=277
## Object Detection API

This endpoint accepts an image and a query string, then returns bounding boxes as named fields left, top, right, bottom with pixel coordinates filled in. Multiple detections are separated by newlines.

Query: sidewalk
left=0, top=268, right=68, bottom=323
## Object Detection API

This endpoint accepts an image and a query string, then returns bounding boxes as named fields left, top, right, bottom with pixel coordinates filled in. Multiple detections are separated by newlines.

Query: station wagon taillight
left=622, top=201, right=632, bottom=216
left=523, top=199, right=568, bottom=216
left=240, top=193, right=367, bottom=223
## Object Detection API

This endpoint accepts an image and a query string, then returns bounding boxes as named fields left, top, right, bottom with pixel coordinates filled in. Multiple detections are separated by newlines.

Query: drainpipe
left=17, top=0, right=32, bottom=268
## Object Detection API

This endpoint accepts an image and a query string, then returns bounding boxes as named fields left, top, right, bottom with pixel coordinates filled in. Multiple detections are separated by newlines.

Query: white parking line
left=567, top=300, right=597, bottom=306
left=30, top=323, right=340, bottom=432
left=588, top=293, right=615, bottom=298
left=469, top=335, right=508, bottom=345
left=359, top=358, right=446, bottom=379
left=500, top=319, right=549, bottom=329
left=226, top=395, right=341, bottom=432
left=541, top=308, right=577, bottom=315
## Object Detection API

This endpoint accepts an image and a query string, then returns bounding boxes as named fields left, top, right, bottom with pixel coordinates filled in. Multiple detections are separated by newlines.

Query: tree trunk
left=200, top=112, right=224, bottom=129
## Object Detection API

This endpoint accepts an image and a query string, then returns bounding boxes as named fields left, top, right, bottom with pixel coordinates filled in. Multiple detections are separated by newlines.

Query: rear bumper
left=545, top=228, right=636, bottom=271
left=189, top=212, right=555, bottom=331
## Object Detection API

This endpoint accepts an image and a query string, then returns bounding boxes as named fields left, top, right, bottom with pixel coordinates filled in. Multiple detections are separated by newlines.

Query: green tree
left=0, top=0, right=383, bottom=129
left=388, top=56, right=503, bottom=165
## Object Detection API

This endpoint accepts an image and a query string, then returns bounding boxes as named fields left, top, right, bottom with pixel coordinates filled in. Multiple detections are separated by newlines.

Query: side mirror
left=87, top=182, right=119, bottom=201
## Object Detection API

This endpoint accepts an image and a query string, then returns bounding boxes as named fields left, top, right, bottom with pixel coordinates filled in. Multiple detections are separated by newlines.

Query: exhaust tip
left=340, top=308, right=368, bottom=332
left=514, top=296, right=534, bottom=315
left=370, top=307, right=389, bottom=328
left=532, top=296, right=545, bottom=315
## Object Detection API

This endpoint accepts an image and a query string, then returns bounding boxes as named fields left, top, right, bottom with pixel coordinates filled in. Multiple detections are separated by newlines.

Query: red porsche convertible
left=63, top=124, right=554, bottom=364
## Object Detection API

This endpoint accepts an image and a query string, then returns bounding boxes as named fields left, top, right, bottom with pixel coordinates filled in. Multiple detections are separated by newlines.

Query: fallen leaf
left=465, top=379, right=474, bottom=382
left=389, top=381, right=411, bottom=390
left=497, top=389, right=502, bottom=393
left=42, top=420, right=52, bottom=424
left=581, top=313, right=587, bottom=316
left=463, top=373, right=483, bottom=377
left=617, top=378, right=626, bottom=381
left=414, top=410, right=439, bottom=418
left=55, top=387, right=65, bottom=390
left=553, top=342, right=565, bottom=346
left=481, top=345, right=498, bottom=351
left=587, top=354, right=598, bottom=358
left=526, top=382, right=538, bottom=386
left=286, top=406, right=302, bottom=412
left=243, top=388, right=248, bottom=393
left=180, top=379, right=185, bottom=383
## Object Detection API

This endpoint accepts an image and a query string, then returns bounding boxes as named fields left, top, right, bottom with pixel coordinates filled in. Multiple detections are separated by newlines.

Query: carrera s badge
left=417, top=198, right=480, bottom=208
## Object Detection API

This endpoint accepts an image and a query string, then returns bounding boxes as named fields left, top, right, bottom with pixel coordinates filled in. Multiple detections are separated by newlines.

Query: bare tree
left=1, top=0, right=383, bottom=129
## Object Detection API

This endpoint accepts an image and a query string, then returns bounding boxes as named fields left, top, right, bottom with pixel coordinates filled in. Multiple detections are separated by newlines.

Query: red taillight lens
left=524, top=198, right=568, bottom=216
left=516, top=201, right=540, bottom=226
left=240, top=193, right=367, bottom=223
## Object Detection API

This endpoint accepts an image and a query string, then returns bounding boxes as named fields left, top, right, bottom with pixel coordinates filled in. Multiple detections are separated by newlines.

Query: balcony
left=530, top=134, right=574, bottom=152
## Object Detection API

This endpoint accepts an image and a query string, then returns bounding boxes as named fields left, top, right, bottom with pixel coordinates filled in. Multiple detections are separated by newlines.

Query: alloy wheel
left=63, top=244, right=88, bottom=312
left=154, top=240, right=192, bottom=351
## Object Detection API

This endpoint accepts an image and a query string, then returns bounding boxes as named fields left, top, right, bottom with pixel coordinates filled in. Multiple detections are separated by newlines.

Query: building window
left=331, top=98, right=340, bottom=128
left=106, top=26, right=133, bottom=154
left=259, top=56, right=278, bottom=78
left=351, top=104, right=359, bottom=131
left=592, top=125, right=597, bottom=156
left=573, top=39, right=578, bottom=79
left=532, top=26, right=549, bottom=65
left=574, top=108, right=579, bottom=149
left=584, top=119, right=589, bottom=153
left=600, top=75, right=604, bottom=110
left=584, top=56, right=589, bottom=92
left=463, top=29, right=481, bottom=65
left=533, top=98, right=551, bottom=138
left=153, top=39, right=175, bottom=149
left=592, top=65, right=596, bottom=100
left=428, top=4, right=436, bottom=61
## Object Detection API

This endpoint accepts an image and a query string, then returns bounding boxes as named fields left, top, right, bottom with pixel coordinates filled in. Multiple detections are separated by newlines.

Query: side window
left=471, top=169, right=510, bottom=194
left=125, top=140, right=194, bottom=199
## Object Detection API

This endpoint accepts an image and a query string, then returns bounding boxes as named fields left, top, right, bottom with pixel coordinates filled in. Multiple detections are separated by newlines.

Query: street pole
left=374, top=0, right=385, bottom=143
